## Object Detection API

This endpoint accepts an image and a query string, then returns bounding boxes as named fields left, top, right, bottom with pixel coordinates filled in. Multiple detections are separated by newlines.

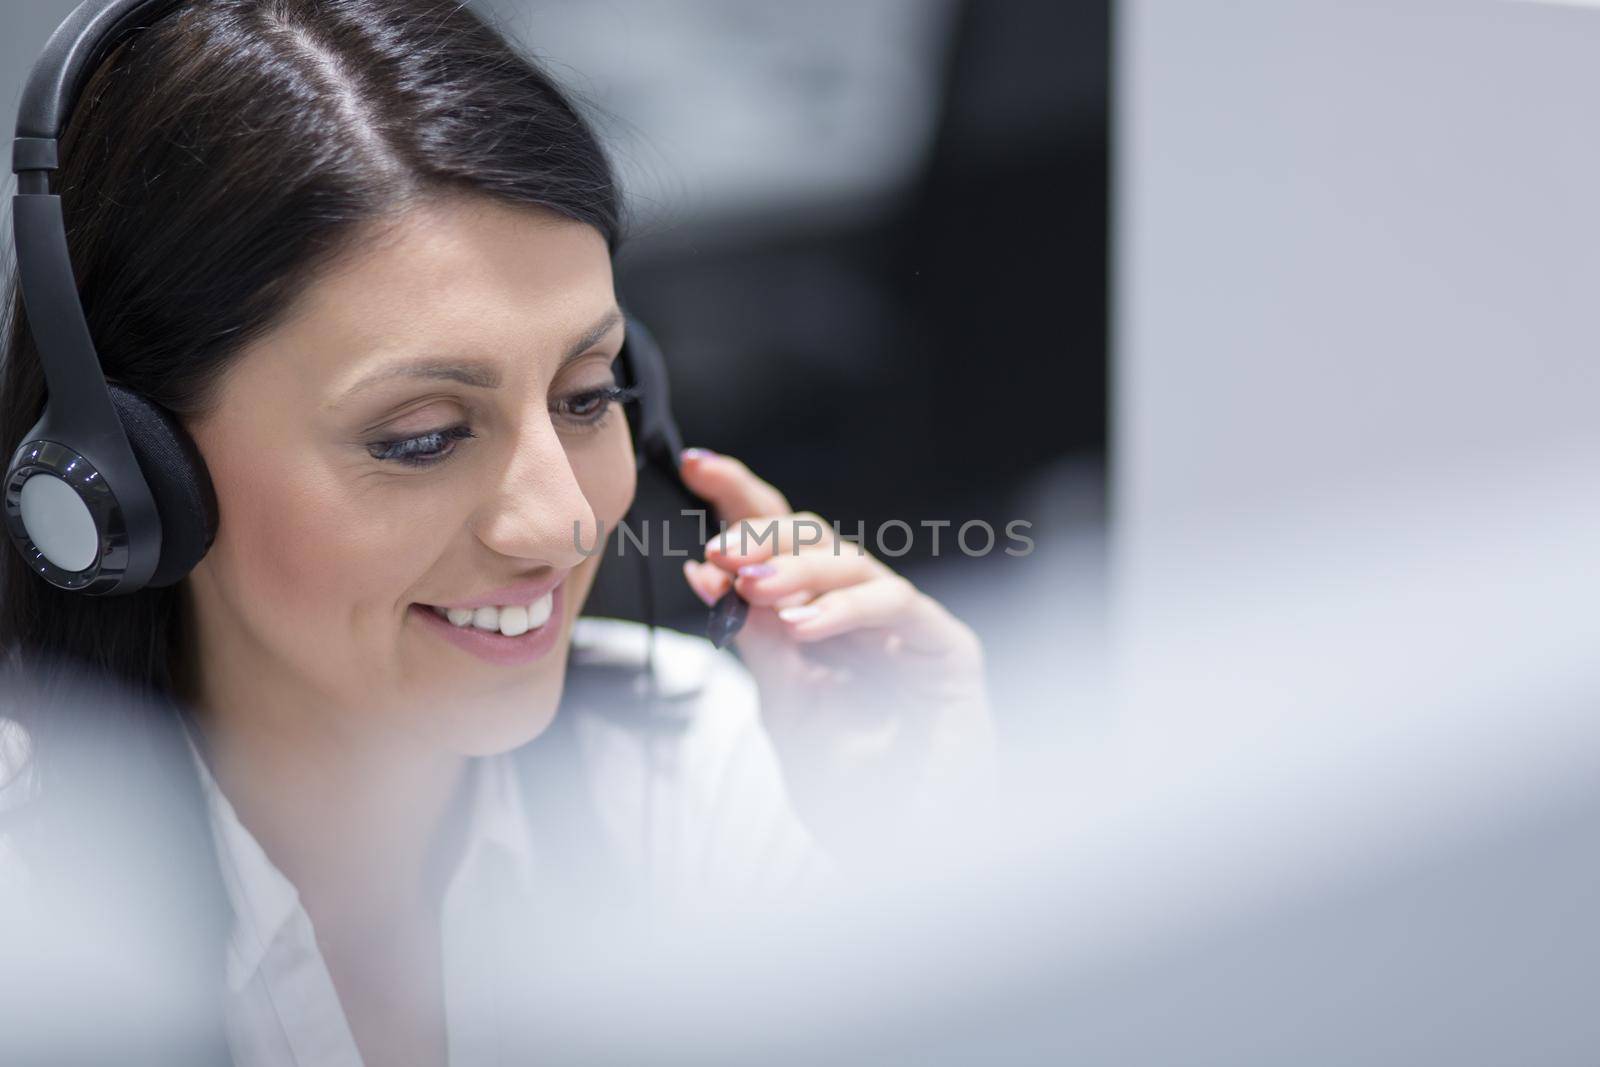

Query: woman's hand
left=678, top=448, right=997, bottom=865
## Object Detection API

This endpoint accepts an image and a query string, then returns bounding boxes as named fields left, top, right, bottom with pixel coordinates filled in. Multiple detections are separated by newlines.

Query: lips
left=425, top=589, right=555, bottom=638
left=411, top=580, right=566, bottom=666
left=427, top=574, right=568, bottom=613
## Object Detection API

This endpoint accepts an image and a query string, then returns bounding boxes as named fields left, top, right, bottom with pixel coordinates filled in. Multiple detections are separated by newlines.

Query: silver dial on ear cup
left=18, top=473, right=97, bottom=570
left=3, top=439, right=134, bottom=593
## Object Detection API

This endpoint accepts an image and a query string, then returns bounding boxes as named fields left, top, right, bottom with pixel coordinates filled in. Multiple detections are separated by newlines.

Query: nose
left=471, top=417, right=598, bottom=570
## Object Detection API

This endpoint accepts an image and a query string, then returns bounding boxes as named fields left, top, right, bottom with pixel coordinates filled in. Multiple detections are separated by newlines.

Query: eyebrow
left=332, top=306, right=626, bottom=406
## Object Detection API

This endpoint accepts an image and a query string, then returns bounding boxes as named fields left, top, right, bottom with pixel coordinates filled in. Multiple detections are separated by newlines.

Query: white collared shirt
left=180, top=617, right=832, bottom=1066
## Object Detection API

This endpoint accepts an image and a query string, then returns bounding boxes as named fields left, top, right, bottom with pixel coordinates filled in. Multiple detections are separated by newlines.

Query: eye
left=553, top=384, right=641, bottom=430
left=368, top=425, right=476, bottom=467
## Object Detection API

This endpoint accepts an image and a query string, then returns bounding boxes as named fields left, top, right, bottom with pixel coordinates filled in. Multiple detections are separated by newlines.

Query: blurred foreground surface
left=4, top=437, right=1598, bottom=1064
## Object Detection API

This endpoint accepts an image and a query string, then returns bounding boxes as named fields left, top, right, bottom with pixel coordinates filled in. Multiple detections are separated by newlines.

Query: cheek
left=204, top=437, right=434, bottom=650
left=231, top=478, right=375, bottom=602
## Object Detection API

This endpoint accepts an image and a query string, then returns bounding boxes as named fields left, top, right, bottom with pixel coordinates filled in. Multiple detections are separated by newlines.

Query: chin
left=424, top=647, right=572, bottom=757
left=391, top=598, right=584, bottom=756
left=453, top=702, right=562, bottom=757
left=424, top=679, right=564, bottom=758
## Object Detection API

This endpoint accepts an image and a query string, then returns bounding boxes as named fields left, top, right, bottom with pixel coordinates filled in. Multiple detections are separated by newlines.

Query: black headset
left=4, top=0, right=689, bottom=598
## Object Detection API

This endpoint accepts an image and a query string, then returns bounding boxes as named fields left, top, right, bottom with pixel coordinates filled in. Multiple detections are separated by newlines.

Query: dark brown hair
left=0, top=2, right=624, bottom=1057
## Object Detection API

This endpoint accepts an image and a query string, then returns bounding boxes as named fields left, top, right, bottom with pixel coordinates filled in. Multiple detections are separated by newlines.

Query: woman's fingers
left=773, top=574, right=914, bottom=640
left=679, top=449, right=792, bottom=524
left=726, top=550, right=881, bottom=606
left=682, top=559, right=731, bottom=607
left=778, top=574, right=982, bottom=661
left=703, top=511, right=850, bottom=569
left=673, top=459, right=980, bottom=663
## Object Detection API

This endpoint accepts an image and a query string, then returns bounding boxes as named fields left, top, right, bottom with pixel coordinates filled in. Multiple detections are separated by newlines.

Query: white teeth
left=498, top=605, right=529, bottom=637
left=432, top=589, right=557, bottom=635
left=527, top=591, right=553, bottom=628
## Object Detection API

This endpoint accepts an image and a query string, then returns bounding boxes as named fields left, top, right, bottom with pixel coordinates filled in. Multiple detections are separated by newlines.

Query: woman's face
left=184, top=196, right=636, bottom=755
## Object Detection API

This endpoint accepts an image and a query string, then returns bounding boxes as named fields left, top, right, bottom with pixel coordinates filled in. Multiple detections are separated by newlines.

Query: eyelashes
left=367, top=384, right=642, bottom=468
left=556, top=383, right=641, bottom=425
left=368, top=424, right=477, bottom=467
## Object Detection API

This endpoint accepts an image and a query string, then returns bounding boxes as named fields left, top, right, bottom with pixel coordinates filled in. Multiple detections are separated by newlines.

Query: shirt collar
left=181, top=724, right=302, bottom=992
left=181, top=724, right=539, bottom=992
left=448, top=744, right=539, bottom=901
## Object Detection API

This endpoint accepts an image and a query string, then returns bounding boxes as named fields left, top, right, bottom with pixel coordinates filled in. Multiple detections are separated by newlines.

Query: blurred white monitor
left=1115, top=0, right=1600, bottom=592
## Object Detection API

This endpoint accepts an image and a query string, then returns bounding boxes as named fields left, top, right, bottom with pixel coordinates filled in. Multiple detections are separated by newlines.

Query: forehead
left=258, top=196, right=614, bottom=388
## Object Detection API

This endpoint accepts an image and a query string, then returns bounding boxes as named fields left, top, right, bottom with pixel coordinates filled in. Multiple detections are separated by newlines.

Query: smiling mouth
left=419, top=588, right=556, bottom=639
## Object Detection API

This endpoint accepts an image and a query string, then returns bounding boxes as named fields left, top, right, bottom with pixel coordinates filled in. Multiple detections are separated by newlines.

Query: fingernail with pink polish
left=778, top=605, right=821, bottom=623
left=737, top=563, right=776, bottom=579
left=683, top=561, right=716, bottom=606
left=682, top=447, right=716, bottom=461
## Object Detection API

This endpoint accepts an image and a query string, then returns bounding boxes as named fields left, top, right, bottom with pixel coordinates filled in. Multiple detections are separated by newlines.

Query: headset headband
left=6, top=1, right=190, bottom=594
left=15, top=1, right=185, bottom=169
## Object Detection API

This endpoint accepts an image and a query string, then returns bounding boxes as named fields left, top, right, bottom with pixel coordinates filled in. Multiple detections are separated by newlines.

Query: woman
left=0, top=2, right=993, bottom=1064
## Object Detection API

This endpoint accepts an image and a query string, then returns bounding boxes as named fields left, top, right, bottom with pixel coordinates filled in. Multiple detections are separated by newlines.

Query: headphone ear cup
left=107, top=385, right=219, bottom=588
